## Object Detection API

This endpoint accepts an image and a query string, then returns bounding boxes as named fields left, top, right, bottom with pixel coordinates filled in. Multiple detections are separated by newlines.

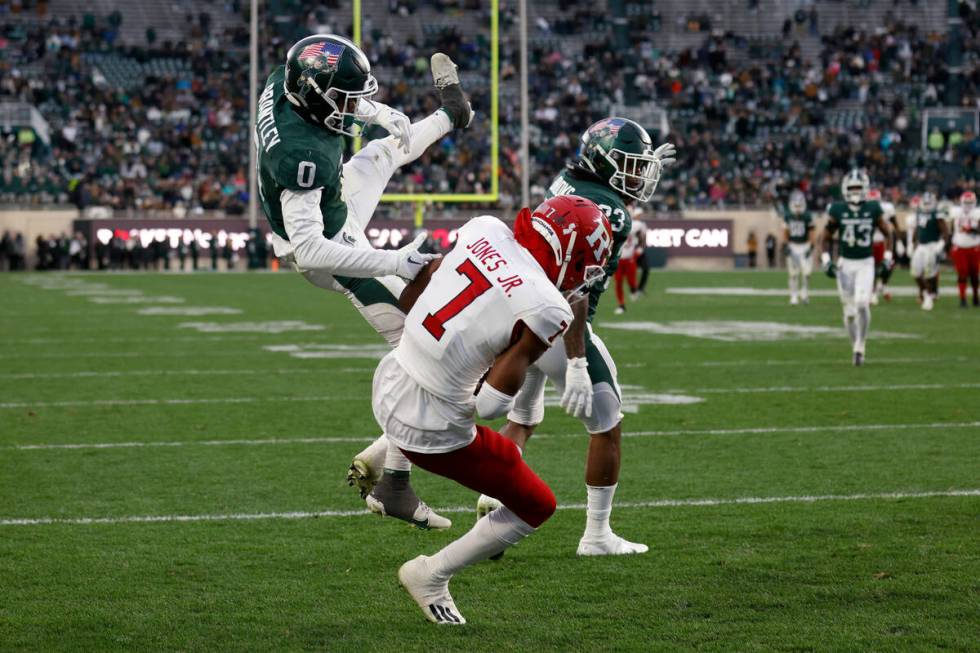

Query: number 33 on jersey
left=395, top=216, right=574, bottom=406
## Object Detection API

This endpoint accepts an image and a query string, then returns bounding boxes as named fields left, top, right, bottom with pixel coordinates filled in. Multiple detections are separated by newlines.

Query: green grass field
left=1, top=269, right=977, bottom=652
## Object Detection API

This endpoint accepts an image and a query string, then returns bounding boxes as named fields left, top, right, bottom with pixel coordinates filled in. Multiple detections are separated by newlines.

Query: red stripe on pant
left=614, top=257, right=638, bottom=306
left=400, top=425, right=557, bottom=528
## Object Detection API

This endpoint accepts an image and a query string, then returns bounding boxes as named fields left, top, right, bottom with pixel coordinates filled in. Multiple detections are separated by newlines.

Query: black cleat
left=431, top=53, right=474, bottom=129
left=366, top=470, right=452, bottom=530
left=853, top=352, right=864, bottom=367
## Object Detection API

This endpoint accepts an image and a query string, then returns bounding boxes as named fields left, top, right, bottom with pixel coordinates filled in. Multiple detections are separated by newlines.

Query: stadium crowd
left=0, top=0, right=978, bottom=214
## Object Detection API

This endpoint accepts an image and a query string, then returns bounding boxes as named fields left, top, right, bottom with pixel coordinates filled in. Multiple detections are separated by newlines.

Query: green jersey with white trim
left=255, top=66, right=347, bottom=241
left=546, top=168, right=631, bottom=322
left=914, top=209, right=942, bottom=244
left=826, top=200, right=882, bottom=259
left=783, top=209, right=813, bottom=243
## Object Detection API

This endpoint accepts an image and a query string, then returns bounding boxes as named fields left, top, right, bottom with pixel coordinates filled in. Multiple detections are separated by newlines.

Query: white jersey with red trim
left=873, top=201, right=896, bottom=243
left=951, top=207, right=980, bottom=248
left=378, top=216, right=572, bottom=452
left=620, top=220, right=645, bottom=259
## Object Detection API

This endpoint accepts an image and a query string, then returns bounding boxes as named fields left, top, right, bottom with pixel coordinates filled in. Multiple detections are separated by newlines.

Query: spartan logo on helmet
left=284, top=34, right=379, bottom=136
left=577, top=117, right=663, bottom=203
left=789, top=189, right=807, bottom=215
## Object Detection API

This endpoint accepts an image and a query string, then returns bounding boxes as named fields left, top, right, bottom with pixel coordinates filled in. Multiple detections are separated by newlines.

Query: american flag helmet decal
left=299, top=40, right=345, bottom=70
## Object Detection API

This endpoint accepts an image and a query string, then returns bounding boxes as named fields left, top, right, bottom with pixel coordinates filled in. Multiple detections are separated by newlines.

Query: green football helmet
left=576, top=117, right=662, bottom=202
left=284, top=34, right=378, bottom=136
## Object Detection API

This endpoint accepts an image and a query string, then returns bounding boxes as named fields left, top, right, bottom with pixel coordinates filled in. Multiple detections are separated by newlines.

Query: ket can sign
left=645, top=220, right=733, bottom=256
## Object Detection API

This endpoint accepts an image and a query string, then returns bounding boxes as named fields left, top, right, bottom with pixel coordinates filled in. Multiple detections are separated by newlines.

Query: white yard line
left=685, top=382, right=980, bottom=395
left=8, top=421, right=978, bottom=451
left=0, top=396, right=352, bottom=409
left=0, top=368, right=373, bottom=380
left=1, top=489, right=976, bottom=527
left=4, top=382, right=977, bottom=409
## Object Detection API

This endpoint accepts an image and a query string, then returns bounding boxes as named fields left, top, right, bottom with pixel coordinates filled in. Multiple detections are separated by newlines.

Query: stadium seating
left=0, top=0, right=977, bottom=214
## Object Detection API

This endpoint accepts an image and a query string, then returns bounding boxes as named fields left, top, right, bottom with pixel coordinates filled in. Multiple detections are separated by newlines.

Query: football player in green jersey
left=478, top=118, right=676, bottom=556
left=909, top=192, right=950, bottom=311
left=782, top=190, right=815, bottom=305
left=257, top=35, right=475, bottom=529
left=821, top=170, right=894, bottom=366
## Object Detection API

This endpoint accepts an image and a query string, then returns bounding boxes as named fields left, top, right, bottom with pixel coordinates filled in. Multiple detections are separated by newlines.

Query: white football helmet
left=841, top=170, right=870, bottom=205
left=788, top=190, right=807, bottom=215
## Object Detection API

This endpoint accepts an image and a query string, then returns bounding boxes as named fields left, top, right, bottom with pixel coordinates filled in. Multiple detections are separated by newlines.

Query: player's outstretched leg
left=431, top=53, right=474, bottom=129
left=366, top=441, right=451, bottom=530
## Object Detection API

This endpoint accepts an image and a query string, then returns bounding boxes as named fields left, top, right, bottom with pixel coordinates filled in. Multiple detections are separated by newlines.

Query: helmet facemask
left=292, top=72, right=378, bottom=136
left=920, top=192, right=937, bottom=212
left=604, top=147, right=663, bottom=203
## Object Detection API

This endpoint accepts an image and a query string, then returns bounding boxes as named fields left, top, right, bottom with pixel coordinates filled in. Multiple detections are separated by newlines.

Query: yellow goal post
left=352, top=0, right=500, bottom=225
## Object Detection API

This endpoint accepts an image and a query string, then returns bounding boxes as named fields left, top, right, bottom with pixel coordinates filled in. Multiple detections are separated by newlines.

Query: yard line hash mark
left=2, top=489, right=976, bottom=527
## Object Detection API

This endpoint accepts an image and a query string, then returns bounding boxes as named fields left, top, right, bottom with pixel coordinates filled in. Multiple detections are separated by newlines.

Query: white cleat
left=922, top=293, right=934, bottom=311
left=870, top=292, right=879, bottom=306
left=398, top=556, right=466, bottom=625
left=576, top=532, right=649, bottom=556
left=476, top=494, right=503, bottom=519
left=345, top=437, right=387, bottom=499
left=430, top=53, right=474, bottom=128
left=789, top=295, right=799, bottom=306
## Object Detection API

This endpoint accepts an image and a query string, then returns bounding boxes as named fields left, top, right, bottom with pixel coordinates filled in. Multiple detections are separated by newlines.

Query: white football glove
left=560, top=357, right=592, bottom=419
left=652, top=142, right=677, bottom=167
left=372, top=104, right=412, bottom=155
left=394, top=232, right=440, bottom=280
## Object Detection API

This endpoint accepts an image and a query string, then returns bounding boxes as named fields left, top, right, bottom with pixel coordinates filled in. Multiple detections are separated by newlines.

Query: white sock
left=356, top=435, right=387, bottom=465
left=856, top=305, right=870, bottom=353
left=384, top=439, right=412, bottom=472
left=801, top=274, right=809, bottom=296
left=788, top=272, right=798, bottom=297
left=584, top=483, right=617, bottom=539
left=429, top=506, right=534, bottom=580
left=399, top=112, right=452, bottom=167
left=843, top=314, right=858, bottom=347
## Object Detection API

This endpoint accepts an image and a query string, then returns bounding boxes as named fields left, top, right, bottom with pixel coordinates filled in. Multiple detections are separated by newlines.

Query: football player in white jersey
left=366, top=196, right=612, bottom=624
left=866, top=189, right=897, bottom=304
left=950, top=191, right=980, bottom=307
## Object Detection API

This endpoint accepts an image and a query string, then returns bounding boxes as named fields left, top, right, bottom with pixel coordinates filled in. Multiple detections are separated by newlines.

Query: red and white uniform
left=872, top=200, right=895, bottom=264
left=374, top=215, right=573, bottom=454
left=614, top=221, right=642, bottom=305
left=951, top=206, right=980, bottom=277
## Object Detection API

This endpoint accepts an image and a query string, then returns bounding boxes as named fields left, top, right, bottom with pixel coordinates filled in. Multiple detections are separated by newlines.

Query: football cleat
left=399, top=556, right=466, bottom=625
left=476, top=494, right=505, bottom=560
left=870, top=293, right=879, bottom=306
left=431, top=53, right=474, bottom=129
left=367, top=470, right=451, bottom=530
left=789, top=295, right=799, bottom=306
left=577, top=532, right=649, bottom=556
left=853, top=351, right=864, bottom=367
left=960, top=297, right=968, bottom=308
left=614, top=305, right=626, bottom=315
left=922, top=293, right=934, bottom=311
left=801, top=294, right=809, bottom=305
left=345, top=437, right=387, bottom=499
